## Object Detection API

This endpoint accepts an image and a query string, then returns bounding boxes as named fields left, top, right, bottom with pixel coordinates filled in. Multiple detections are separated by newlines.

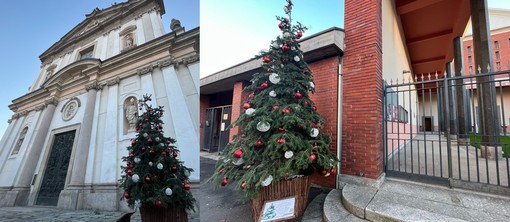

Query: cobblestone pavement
left=0, top=206, right=199, bottom=222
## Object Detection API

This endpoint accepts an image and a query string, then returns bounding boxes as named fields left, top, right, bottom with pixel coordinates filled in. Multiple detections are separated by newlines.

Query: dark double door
left=36, top=130, right=76, bottom=206
left=202, top=106, right=232, bottom=153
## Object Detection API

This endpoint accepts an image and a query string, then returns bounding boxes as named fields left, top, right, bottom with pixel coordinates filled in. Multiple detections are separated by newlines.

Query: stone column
left=470, top=0, right=499, bottom=147
left=100, top=78, right=119, bottom=183
left=59, top=81, right=100, bottom=210
left=446, top=63, right=457, bottom=137
left=453, top=37, right=469, bottom=144
left=11, top=100, right=57, bottom=206
left=341, top=0, right=384, bottom=185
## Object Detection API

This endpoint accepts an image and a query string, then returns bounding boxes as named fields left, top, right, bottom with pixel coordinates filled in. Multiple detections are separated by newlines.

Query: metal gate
left=202, top=106, right=232, bottom=154
left=384, top=70, right=510, bottom=193
left=36, top=130, right=76, bottom=206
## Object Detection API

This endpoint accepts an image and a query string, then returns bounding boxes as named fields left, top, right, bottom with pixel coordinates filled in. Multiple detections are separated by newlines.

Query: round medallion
left=62, top=99, right=80, bottom=121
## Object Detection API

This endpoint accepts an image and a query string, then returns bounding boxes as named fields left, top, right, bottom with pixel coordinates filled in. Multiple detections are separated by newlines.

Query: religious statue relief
left=11, top=127, right=28, bottom=155
left=124, top=97, right=139, bottom=132
left=61, top=98, right=80, bottom=121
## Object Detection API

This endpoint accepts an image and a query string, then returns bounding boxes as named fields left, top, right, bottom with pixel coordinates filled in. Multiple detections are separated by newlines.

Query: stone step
left=323, top=189, right=366, bottom=222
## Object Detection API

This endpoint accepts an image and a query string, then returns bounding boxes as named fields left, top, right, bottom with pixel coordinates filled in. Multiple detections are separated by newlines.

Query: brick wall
left=229, top=81, right=249, bottom=141
left=341, top=0, right=384, bottom=179
left=463, top=31, right=510, bottom=74
left=199, top=95, right=210, bottom=150
left=308, top=56, right=339, bottom=188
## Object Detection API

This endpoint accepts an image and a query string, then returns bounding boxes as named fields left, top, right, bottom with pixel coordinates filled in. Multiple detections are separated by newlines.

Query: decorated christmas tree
left=210, top=0, right=339, bottom=200
left=119, top=95, right=195, bottom=213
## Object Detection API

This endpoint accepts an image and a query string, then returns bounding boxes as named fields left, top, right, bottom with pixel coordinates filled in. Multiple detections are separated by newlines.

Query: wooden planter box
left=251, top=176, right=310, bottom=222
left=140, top=205, right=188, bottom=222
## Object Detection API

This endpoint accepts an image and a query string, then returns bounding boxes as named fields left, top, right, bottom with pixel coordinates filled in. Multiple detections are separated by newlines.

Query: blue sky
left=0, top=0, right=198, bottom=136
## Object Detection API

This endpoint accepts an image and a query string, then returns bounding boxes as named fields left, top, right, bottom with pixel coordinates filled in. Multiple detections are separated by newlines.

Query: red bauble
left=248, top=92, right=254, bottom=99
left=290, top=38, right=295, bottom=43
left=278, top=23, right=284, bottom=29
left=149, top=150, right=155, bottom=155
left=129, top=163, right=135, bottom=168
left=273, top=105, right=279, bottom=110
left=142, top=147, right=146, bottom=151
left=310, top=153, right=317, bottom=161
left=184, top=183, right=191, bottom=190
left=285, top=107, right=291, bottom=113
left=161, top=151, right=167, bottom=156
left=145, top=176, right=151, bottom=182
left=321, top=169, right=328, bottom=175
left=263, top=57, right=271, bottom=63
left=127, top=169, right=133, bottom=176
left=313, top=106, right=318, bottom=111
left=277, top=138, right=285, bottom=144
left=304, top=101, right=309, bottom=106
left=297, top=31, right=303, bottom=38
left=155, top=200, right=162, bottom=208
left=295, top=91, right=302, bottom=99
left=278, top=127, right=285, bottom=132
left=282, top=45, right=289, bottom=51
left=284, top=18, right=289, bottom=23
left=260, top=82, right=268, bottom=89
left=173, top=152, right=178, bottom=158
left=243, top=103, right=251, bottom=109
left=234, top=149, right=243, bottom=158
left=145, top=118, right=149, bottom=122
left=148, top=138, right=153, bottom=144
left=221, top=178, right=228, bottom=186
left=330, top=168, right=337, bottom=175
left=129, top=153, right=135, bottom=158
left=241, top=181, right=246, bottom=190
left=171, top=166, right=177, bottom=172
left=131, top=140, right=136, bottom=145
left=255, top=140, right=263, bottom=148
left=124, top=192, right=130, bottom=199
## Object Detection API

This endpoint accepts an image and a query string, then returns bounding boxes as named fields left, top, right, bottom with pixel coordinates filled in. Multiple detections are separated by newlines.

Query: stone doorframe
left=28, top=124, right=81, bottom=206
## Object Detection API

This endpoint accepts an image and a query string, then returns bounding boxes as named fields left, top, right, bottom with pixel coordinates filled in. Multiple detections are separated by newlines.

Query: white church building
left=0, top=0, right=199, bottom=211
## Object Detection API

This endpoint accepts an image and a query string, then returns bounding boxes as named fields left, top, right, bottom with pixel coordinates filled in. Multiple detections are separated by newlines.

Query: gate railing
left=384, top=69, right=510, bottom=193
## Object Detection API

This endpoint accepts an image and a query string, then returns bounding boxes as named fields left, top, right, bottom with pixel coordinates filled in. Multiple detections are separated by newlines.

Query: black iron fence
left=384, top=70, right=510, bottom=194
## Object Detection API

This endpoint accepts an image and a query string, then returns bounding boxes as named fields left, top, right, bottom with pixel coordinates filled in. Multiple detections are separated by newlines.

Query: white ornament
left=245, top=108, right=256, bottom=116
left=134, top=199, right=142, bottom=208
left=269, top=90, right=277, bottom=97
left=272, top=42, right=280, bottom=49
left=165, top=188, right=173, bottom=196
left=143, top=133, right=148, bottom=138
left=309, top=81, right=315, bottom=89
left=261, top=175, right=274, bottom=187
left=149, top=162, right=153, bottom=166
left=184, top=170, right=190, bottom=177
left=134, top=157, right=141, bottom=163
left=232, top=158, right=244, bottom=166
left=310, top=128, right=319, bottom=138
left=160, top=143, right=165, bottom=147
left=157, top=163, right=163, bottom=170
left=284, top=151, right=294, bottom=159
left=280, top=64, right=284, bottom=68
left=294, top=56, right=300, bottom=62
left=284, top=6, right=290, bottom=13
left=256, top=122, right=270, bottom=132
left=132, top=174, right=140, bottom=183
left=155, top=137, right=161, bottom=142
left=283, top=32, right=291, bottom=38
left=291, top=46, right=296, bottom=51
left=324, top=172, right=331, bottom=177
left=269, top=73, right=280, bottom=84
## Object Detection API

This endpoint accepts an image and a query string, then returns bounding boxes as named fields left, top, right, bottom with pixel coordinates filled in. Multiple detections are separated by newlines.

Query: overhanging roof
left=201, top=27, right=345, bottom=95
left=396, top=0, right=471, bottom=76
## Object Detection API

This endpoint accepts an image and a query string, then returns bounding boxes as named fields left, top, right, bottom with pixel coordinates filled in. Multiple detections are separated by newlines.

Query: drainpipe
left=336, top=57, right=343, bottom=189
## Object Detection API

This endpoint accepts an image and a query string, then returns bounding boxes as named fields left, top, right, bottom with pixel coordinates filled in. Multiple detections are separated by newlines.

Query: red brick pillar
left=199, top=95, right=210, bottom=150
left=229, top=81, right=249, bottom=141
left=341, top=0, right=384, bottom=179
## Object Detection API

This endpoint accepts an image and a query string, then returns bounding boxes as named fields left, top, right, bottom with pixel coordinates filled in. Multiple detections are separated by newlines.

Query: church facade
left=0, top=0, right=199, bottom=211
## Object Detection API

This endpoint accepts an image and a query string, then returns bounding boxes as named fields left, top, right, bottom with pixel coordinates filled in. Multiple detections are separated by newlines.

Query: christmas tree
left=210, top=0, right=339, bottom=199
left=119, top=94, right=195, bottom=211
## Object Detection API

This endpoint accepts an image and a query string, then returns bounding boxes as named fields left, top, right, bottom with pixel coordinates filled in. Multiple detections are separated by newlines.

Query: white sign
left=260, top=197, right=296, bottom=222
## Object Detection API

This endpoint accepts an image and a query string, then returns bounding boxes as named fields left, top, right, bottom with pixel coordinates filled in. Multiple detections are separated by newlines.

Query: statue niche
left=124, top=97, right=139, bottom=134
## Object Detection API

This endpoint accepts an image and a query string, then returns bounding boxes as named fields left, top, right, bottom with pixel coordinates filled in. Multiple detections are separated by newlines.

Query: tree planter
left=140, top=206, right=188, bottom=222
left=251, top=176, right=310, bottom=222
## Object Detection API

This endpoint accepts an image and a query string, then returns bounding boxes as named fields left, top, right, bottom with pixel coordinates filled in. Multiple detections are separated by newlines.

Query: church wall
left=0, top=115, right=27, bottom=187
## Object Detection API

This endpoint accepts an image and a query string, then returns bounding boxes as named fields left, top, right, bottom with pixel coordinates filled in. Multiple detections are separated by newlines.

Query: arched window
left=11, top=127, right=28, bottom=155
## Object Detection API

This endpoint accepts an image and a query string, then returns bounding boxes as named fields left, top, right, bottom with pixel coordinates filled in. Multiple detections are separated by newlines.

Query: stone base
left=457, top=137, right=470, bottom=146
left=480, top=146, right=502, bottom=160
left=338, top=173, right=386, bottom=189
left=58, top=190, right=81, bottom=210
left=0, top=189, right=30, bottom=207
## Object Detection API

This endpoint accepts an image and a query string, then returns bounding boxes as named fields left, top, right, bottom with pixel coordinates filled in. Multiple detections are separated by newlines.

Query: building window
left=495, top=51, right=500, bottom=60
left=468, top=56, right=472, bottom=64
left=467, top=46, right=472, bottom=54
left=79, top=46, right=94, bottom=60
left=494, top=41, right=499, bottom=49
left=496, top=62, right=501, bottom=71
left=11, top=127, right=28, bottom=155
left=469, top=66, right=473, bottom=74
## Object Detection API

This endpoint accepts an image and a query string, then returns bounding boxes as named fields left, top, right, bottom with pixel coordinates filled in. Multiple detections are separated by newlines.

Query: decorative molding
left=106, top=77, right=121, bottom=86
left=158, top=58, right=174, bottom=68
left=183, top=54, right=200, bottom=66
left=34, top=104, right=46, bottom=111
left=119, top=25, right=137, bottom=36
left=137, top=66, right=153, bottom=75
left=18, top=110, right=29, bottom=117
left=85, top=81, right=102, bottom=91
left=44, top=96, right=59, bottom=107
left=7, top=119, right=12, bottom=124
left=11, top=113, right=19, bottom=119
